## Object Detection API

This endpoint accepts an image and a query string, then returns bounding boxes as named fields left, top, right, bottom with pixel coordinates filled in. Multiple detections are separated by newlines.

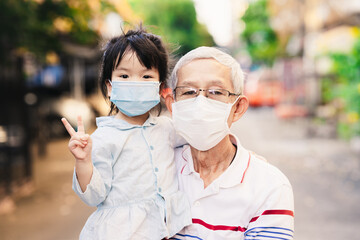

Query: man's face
left=176, top=58, right=234, bottom=103
left=165, top=58, right=248, bottom=127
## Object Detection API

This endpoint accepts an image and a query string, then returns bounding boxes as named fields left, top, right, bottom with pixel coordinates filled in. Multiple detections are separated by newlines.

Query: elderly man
left=165, top=47, right=294, bottom=240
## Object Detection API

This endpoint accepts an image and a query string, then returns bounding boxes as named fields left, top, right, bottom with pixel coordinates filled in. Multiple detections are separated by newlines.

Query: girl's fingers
left=77, top=116, right=85, bottom=134
left=69, top=139, right=86, bottom=149
left=61, top=118, right=76, bottom=137
left=70, top=135, right=88, bottom=145
left=80, top=134, right=90, bottom=141
left=71, top=134, right=89, bottom=143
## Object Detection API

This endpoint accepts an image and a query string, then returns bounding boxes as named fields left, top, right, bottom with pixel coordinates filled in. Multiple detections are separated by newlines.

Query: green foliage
left=0, top=0, right=36, bottom=63
left=0, top=0, right=100, bottom=64
left=320, top=77, right=334, bottom=103
left=241, top=0, right=281, bottom=66
left=128, top=0, right=214, bottom=55
left=321, top=35, right=360, bottom=138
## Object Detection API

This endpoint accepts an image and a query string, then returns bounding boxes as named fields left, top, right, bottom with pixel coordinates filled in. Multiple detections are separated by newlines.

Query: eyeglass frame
left=173, top=86, right=240, bottom=101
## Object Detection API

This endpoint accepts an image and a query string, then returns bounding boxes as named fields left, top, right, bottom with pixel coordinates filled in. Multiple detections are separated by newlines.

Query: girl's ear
left=106, top=80, right=112, bottom=97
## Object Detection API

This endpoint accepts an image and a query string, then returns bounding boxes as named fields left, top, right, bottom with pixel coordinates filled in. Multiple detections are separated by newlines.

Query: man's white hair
left=168, top=46, right=244, bottom=94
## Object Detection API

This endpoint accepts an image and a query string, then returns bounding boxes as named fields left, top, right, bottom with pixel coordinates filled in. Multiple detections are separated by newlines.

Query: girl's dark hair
left=99, top=25, right=169, bottom=115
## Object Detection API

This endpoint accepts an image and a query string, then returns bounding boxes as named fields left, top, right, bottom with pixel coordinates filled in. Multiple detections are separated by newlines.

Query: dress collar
left=96, top=114, right=157, bottom=130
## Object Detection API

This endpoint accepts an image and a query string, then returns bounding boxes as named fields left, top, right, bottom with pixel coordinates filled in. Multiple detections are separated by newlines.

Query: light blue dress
left=72, top=115, right=191, bottom=240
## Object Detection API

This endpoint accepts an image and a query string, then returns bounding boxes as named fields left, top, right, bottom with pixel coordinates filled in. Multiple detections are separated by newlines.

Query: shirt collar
left=96, top=114, right=157, bottom=130
left=179, top=145, right=195, bottom=175
left=180, top=134, right=251, bottom=188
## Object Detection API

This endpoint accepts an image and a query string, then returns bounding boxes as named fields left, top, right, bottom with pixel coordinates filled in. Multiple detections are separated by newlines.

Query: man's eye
left=182, top=90, right=197, bottom=95
left=120, top=74, right=129, bottom=78
left=143, top=75, right=152, bottom=79
left=209, top=89, right=225, bottom=95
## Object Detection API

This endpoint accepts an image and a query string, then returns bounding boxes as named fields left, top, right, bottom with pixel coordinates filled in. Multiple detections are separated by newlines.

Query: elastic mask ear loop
left=224, top=95, right=242, bottom=129
left=231, top=95, right=242, bottom=107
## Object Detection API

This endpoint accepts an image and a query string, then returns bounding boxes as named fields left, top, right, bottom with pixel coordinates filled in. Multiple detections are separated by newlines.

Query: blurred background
left=0, top=0, right=359, bottom=239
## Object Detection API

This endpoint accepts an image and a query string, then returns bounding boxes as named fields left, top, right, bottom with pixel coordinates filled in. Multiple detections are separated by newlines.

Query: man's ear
left=165, top=94, right=175, bottom=115
left=106, top=80, right=112, bottom=97
left=228, top=95, right=249, bottom=126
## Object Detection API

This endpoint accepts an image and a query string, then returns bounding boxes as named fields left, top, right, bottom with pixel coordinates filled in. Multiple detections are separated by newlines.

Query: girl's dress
left=72, top=115, right=191, bottom=240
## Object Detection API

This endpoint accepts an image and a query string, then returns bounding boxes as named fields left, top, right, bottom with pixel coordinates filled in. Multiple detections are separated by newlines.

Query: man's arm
left=244, top=184, right=294, bottom=240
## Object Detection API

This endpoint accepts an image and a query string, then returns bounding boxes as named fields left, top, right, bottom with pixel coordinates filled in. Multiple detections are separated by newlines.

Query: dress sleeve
left=244, top=184, right=295, bottom=240
left=72, top=133, right=113, bottom=207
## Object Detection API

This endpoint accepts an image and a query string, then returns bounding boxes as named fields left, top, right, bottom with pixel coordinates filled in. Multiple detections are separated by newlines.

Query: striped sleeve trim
left=173, top=210, right=293, bottom=239
left=250, top=210, right=294, bottom=223
left=192, top=218, right=247, bottom=232
left=171, top=233, right=204, bottom=240
left=190, top=210, right=293, bottom=233
left=245, top=227, right=294, bottom=240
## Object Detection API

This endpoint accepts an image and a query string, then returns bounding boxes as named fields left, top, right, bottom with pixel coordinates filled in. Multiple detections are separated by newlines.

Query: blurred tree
left=128, top=0, right=214, bottom=55
left=0, top=0, right=103, bottom=64
left=321, top=34, right=360, bottom=138
left=241, top=0, right=282, bottom=66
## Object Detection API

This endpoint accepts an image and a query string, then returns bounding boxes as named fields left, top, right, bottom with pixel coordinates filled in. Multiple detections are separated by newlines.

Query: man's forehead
left=180, top=79, right=225, bottom=86
left=180, top=58, right=226, bottom=69
left=177, top=58, right=230, bottom=76
left=176, top=58, right=233, bottom=88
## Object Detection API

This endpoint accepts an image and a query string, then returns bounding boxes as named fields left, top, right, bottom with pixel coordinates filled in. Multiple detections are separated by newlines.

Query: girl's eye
left=143, top=75, right=152, bottom=79
left=120, top=74, right=129, bottom=78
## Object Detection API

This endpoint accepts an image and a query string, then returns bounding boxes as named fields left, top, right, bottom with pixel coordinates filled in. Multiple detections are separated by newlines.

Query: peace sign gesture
left=61, top=116, right=92, bottom=162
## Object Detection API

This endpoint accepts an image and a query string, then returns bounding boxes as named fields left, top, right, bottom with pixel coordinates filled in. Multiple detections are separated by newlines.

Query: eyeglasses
left=174, top=86, right=240, bottom=102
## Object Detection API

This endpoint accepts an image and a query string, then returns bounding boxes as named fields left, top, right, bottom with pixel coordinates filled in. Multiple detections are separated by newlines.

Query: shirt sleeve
left=244, top=184, right=295, bottom=240
left=72, top=133, right=113, bottom=207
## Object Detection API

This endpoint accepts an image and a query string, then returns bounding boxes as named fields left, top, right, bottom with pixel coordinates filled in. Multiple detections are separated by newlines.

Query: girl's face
left=107, top=51, right=159, bottom=96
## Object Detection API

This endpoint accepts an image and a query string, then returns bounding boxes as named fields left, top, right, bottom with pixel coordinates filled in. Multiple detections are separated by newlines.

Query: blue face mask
left=109, top=81, right=160, bottom=117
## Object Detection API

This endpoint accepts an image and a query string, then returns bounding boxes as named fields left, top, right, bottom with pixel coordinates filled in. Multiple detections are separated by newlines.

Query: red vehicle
left=244, top=69, right=283, bottom=107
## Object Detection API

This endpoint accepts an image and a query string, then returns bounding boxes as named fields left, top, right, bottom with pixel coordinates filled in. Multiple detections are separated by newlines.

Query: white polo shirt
left=171, top=134, right=294, bottom=240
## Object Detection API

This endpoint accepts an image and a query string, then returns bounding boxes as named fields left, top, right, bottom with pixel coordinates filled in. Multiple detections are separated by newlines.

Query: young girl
left=61, top=27, right=191, bottom=240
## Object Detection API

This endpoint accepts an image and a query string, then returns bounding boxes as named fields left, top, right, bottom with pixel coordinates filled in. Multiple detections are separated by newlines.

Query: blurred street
left=0, top=108, right=359, bottom=240
left=0, top=136, right=95, bottom=240
left=233, top=108, right=360, bottom=240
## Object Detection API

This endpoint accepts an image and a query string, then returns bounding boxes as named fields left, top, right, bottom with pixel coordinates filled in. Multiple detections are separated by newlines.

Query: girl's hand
left=61, top=116, right=92, bottom=162
left=62, top=116, right=93, bottom=192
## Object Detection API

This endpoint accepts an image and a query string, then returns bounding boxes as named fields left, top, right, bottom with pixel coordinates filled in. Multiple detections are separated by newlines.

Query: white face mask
left=172, top=95, right=239, bottom=151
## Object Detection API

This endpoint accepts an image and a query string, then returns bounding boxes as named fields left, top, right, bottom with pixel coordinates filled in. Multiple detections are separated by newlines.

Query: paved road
left=0, top=139, right=95, bottom=240
left=0, top=108, right=359, bottom=239
left=231, top=108, right=360, bottom=240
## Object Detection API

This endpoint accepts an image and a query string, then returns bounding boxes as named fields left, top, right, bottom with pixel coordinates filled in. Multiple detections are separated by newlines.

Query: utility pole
left=71, top=58, right=85, bottom=100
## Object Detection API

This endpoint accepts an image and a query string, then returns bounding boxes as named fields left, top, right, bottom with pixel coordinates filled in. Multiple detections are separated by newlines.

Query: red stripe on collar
left=240, top=152, right=251, bottom=183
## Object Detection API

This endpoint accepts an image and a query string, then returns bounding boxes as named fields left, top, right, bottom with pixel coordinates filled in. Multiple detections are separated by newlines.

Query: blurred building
left=267, top=0, right=360, bottom=117
left=0, top=54, right=32, bottom=202
left=0, top=0, right=138, bottom=208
